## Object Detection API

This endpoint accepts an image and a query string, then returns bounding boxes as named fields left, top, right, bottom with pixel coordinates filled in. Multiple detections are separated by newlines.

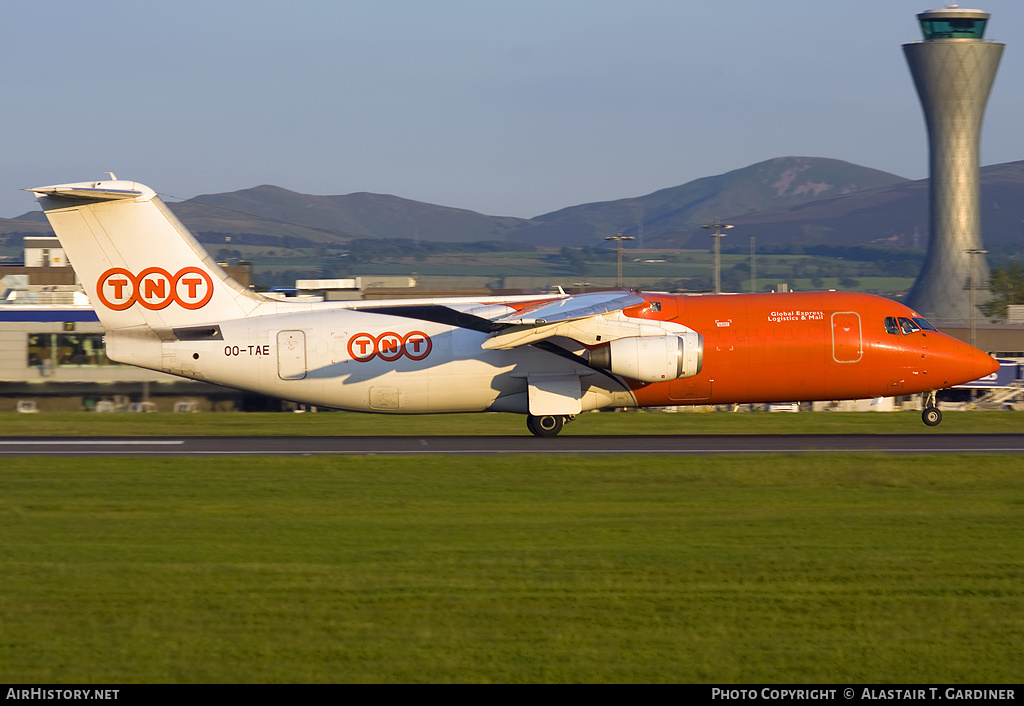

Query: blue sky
left=4, top=0, right=1024, bottom=219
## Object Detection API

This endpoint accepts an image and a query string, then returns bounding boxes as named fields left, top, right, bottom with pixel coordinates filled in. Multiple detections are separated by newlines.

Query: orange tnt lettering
left=108, top=278, right=129, bottom=299
left=181, top=278, right=202, bottom=299
left=144, top=278, right=166, bottom=299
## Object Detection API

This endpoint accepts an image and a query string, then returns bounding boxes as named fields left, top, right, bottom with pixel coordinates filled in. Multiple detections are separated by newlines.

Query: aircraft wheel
left=922, top=407, right=942, bottom=427
left=527, top=414, right=564, bottom=437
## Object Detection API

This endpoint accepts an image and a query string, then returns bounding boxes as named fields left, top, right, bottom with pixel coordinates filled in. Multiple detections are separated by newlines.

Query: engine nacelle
left=589, top=333, right=703, bottom=383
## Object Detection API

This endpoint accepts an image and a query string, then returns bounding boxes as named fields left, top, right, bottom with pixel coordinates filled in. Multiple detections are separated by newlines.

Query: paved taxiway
left=0, top=434, right=1022, bottom=456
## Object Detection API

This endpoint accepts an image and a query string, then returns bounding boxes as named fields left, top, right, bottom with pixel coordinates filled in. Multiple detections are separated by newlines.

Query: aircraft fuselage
left=106, top=290, right=992, bottom=415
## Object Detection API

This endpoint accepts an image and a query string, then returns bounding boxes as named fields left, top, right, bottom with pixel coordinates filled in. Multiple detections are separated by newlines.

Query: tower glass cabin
left=919, top=10, right=988, bottom=39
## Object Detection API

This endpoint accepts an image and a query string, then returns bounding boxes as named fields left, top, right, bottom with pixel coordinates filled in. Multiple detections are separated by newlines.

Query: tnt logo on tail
left=97, top=267, right=214, bottom=311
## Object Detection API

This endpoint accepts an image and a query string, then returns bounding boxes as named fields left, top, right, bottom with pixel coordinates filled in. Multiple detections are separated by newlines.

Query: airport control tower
left=903, top=6, right=1003, bottom=321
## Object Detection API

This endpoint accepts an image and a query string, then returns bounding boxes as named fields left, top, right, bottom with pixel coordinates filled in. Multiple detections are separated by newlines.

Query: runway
left=1, top=434, right=1022, bottom=456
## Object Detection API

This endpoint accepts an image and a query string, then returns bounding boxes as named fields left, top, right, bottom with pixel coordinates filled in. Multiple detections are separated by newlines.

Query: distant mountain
left=684, top=180, right=930, bottom=251
left=663, top=160, right=1024, bottom=256
left=168, top=157, right=911, bottom=249
left=172, top=185, right=531, bottom=246
left=510, top=157, right=910, bottom=247
left=4, top=157, right=1024, bottom=255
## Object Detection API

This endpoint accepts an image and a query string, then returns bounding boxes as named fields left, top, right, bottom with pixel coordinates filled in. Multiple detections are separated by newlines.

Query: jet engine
left=588, top=332, right=703, bottom=383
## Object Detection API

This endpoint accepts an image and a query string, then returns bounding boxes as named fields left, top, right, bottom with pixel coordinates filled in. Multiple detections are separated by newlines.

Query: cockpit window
left=898, top=317, right=920, bottom=335
left=884, top=316, right=900, bottom=335
left=912, top=317, right=936, bottom=332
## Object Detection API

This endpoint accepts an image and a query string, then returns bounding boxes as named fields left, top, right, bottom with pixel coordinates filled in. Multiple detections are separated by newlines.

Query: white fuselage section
left=105, top=300, right=638, bottom=414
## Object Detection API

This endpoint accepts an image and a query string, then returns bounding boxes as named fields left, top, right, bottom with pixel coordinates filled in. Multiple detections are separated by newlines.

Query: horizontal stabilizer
left=27, top=183, right=150, bottom=202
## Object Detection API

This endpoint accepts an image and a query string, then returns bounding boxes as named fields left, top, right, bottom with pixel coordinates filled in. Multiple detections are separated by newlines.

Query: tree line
left=983, top=263, right=1024, bottom=322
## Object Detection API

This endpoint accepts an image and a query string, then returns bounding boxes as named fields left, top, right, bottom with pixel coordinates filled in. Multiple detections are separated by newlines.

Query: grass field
left=2, top=450, right=1023, bottom=683
left=0, top=409, right=1021, bottom=437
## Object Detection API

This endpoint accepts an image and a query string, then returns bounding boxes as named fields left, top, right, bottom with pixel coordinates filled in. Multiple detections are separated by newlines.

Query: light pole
left=748, top=233, right=757, bottom=294
left=605, top=234, right=635, bottom=289
left=702, top=218, right=733, bottom=294
left=966, top=248, right=988, bottom=347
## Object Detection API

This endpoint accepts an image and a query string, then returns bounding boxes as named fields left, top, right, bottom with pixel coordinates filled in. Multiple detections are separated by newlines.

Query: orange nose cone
left=959, top=342, right=1000, bottom=385
left=926, top=335, right=999, bottom=389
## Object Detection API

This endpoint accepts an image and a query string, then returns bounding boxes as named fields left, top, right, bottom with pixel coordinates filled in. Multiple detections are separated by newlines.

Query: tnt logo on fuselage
left=96, top=267, right=214, bottom=311
left=347, top=331, right=432, bottom=362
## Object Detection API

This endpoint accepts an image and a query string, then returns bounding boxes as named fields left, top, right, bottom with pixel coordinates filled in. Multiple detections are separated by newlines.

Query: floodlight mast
left=966, top=248, right=988, bottom=346
left=749, top=233, right=757, bottom=294
left=605, top=234, right=635, bottom=289
left=702, top=218, right=733, bottom=294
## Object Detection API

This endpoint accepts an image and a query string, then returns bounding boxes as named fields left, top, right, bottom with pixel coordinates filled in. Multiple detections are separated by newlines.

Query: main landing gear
left=526, top=414, right=575, bottom=438
left=922, top=390, right=942, bottom=427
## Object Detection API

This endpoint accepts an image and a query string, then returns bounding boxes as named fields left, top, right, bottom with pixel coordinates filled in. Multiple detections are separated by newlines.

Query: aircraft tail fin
left=29, top=179, right=263, bottom=331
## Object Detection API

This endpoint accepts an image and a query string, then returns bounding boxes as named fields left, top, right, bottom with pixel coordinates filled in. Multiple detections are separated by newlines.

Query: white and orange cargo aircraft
left=30, top=178, right=998, bottom=436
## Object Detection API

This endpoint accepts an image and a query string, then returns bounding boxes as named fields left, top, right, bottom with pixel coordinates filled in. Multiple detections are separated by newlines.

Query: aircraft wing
left=491, top=291, right=645, bottom=325
left=357, top=291, right=676, bottom=351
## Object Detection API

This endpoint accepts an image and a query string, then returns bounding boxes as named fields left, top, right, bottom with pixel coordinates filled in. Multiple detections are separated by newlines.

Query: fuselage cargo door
left=831, top=312, right=862, bottom=363
left=277, top=330, right=307, bottom=380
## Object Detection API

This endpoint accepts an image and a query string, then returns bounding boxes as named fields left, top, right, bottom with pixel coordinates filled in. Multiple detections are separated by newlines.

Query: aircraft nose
left=955, top=340, right=999, bottom=386
left=975, top=344, right=1000, bottom=378
left=920, top=335, right=998, bottom=389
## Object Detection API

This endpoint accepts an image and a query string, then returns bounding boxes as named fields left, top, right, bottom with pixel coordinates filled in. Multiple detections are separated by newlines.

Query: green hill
left=512, top=157, right=909, bottom=246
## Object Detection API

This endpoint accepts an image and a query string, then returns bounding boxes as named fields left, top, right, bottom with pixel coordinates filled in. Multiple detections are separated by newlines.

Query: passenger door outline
left=831, top=312, right=862, bottom=363
left=277, top=330, right=307, bottom=380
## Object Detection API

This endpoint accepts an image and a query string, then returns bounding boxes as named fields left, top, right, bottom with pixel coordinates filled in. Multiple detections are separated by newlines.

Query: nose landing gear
left=922, top=390, right=942, bottom=426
